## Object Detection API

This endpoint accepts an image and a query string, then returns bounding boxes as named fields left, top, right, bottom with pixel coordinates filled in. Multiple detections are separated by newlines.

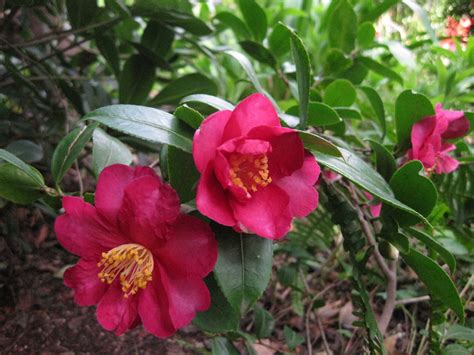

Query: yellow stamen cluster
left=229, top=153, right=272, bottom=194
left=97, top=243, right=154, bottom=298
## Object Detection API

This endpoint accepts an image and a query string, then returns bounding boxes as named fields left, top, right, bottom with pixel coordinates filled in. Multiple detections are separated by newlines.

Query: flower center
left=98, top=243, right=154, bottom=298
left=229, top=153, right=272, bottom=194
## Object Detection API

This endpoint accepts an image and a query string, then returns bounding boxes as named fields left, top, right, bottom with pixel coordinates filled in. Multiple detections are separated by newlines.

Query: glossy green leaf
left=214, top=231, right=273, bottom=311
left=52, top=124, right=97, bottom=184
left=212, top=337, right=240, bottom=355
left=401, top=248, right=464, bottom=322
left=359, top=86, right=386, bottom=136
left=335, top=107, right=362, bottom=120
left=119, top=55, right=155, bottom=104
left=237, top=0, right=267, bottom=42
left=280, top=24, right=311, bottom=130
left=389, top=161, right=437, bottom=226
left=324, top=48, right=352, bottom=74
left=83, top=105, right=193, bottom=152
left=268, top=23, right=291, bottom=57
left=357, top=22, right=376, bottom=48
left=311, top=148, right=429, bottom=223
left=215, top=12, right=251, bottom=39
left=92, top=128, right=132, bottom=177
left=328, top=0, right=357, bottom=53
left=0, top=149, right=45, bottom=187
left=95, top=34, right=120, bottom=76
left=66, top=0, right=98, bottom=28
left=299, top=131, right=342, bottom=157
left=129, top=42, right=171, bottom=71
left=193, top=274, right=240, bottom=333
left=141, top=20, right=174, bottom=56
left=359, top=56, right=403, bottom=84
left=254, top=305, right=275, bottom=339
left=181, top=94, right=235, bottom=111
left=239, top=41, right=276, bottom=68
left=288, top=103, right=342, bottom=127
left=361, top=0, right=399, bottom=22
left=0, top=163, right=45, bottom=204
left=323, top=79, right=356, bottom=107
left=167, top=146, right=199, bottom=202
left=5, top=140, right=43, bottom=164
left=407, top=227, right=456, bottom=273
left=395, top=90, right=434, bottom=150
left=368, top=140, right=396, bottom=181
left=225, top=50, right=266, bottom=95
left=174, top=105, right=204, bottom=129
left=283, top=326, right=305, bottom=350
left=149, top=73, right=217, bottom=106
left=445, top=324, right=474, bottom=341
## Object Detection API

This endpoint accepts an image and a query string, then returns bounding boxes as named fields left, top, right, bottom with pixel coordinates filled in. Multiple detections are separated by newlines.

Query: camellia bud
left=379, top=241, right=399, bottom=260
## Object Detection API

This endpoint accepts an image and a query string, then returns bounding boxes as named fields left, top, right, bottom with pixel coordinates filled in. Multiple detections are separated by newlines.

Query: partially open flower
left=193, top=93, right=320, bottom=240
left=407, top=104, right=470, bottom=174
left=55, top=164, right=217, bottom=337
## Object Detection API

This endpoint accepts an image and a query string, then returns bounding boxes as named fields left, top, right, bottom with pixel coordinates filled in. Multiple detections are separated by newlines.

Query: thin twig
left=318, top=316, right=332, bottom=354
left=395, top=295, right=430, bottom=306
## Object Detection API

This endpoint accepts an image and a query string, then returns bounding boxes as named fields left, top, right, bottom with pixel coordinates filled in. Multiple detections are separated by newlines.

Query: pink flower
left=407, top=104, right=469, bottom=174
left=322, top=170, right=341, bottom=183
left=364, top=192, right=382, bottom=218
left=54, top=165, right=217, bottom=337
left=193, top=93, right=320, bottom=240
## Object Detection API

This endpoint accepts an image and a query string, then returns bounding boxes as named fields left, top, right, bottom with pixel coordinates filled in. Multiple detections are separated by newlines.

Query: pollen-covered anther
left=229, top=153, right=272, bottom=194
left=97, top=243, right=154, bottom=298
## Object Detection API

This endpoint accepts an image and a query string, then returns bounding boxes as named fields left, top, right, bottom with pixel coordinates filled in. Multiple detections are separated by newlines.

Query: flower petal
left=95, top=164, right=157, bottom=223
left=275, top=152, right=320, bottom=217
left=138, top=268, right=175, bottom=338
left=118, top=175, right=180, bottom=250
left=230, top=184, right=292, bottom=239
left=64, top=258, right=108, bottom=306
left=54, top=196, right=126, bottom=258
left=193, top=110, right=233, bottom=173
left=159, top=267, right=211, bottom=330
left=196, top=163, right=236, bottom=226
left=96, top=281, right=139, bottom=336
left=435, top=144, right=459, bottom=174
left=435, top=104, right=470, bottom=139
left=223, top=93, right=280, bottom=141
left=154, top=214, right=217, bottom=278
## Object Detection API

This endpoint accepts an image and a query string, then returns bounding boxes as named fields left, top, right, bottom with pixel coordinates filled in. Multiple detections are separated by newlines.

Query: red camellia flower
left=54, top=164, right=217, bottom=337
left=193, top=93, right=320, bottom=239
left=407, top=104, right=470, bottom=174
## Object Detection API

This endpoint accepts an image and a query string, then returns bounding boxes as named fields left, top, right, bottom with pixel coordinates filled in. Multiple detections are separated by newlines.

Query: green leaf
left=299, top=131, right=342, bottom=157
left=181, top=94, right=235, bottom=111
left=445, top=324, right=474, bottom=342
left=141, top=20, right=174, bottom=57
left=66, top=0, right=98, bottom=28
left=323, top=79, right=356, bottom=107
left=237, top=0, right=267, bottom=42
left=401, top=248, right=464, bottom=322
left=212, top=337, right=240, bottom=355
left=368, top=140, right=396, bottom=181
left=328, top=0, right=357, bottom=53
left=357, top=22, right=376, bottom=48
left=0, top=163, right=45, bottom=204
left=119, top=55, right=155, bottom=104
left=254, top=305, right=275, bottom=339
left=82, top=105, right=193, bottom=152
left=359, top=86, right=386, bottom=137
left=5, top=140, right=43, bottom=164
left=92, top=128, right=132, bottom=177
left=395, top=90, right=434, bottom=150
left=95, top=34, right=120, bottom=76
left=335, top=108, right=362, bottom=120
left=402, top=0, right=437, bottom=43
left=193, top=274, right=240, bottom=333
left=361, top=0, right=399, bottom=22
left=51, top=124, right=97, bottom=184
left=0, top=149, right=45, bottom=187
left=167, top=146, right=199, bottom=202
left=288, top=103, right=342, bottom=127
left=214, top=231, right=273, bottom=312
left=283, top=326, right=305, bottom=350
left=225, top=50, right=266, bottom=95
left=324, top=48, right=353, bottom=74
left=389, top=161, right=437, bottom=226
left=407, top=227, right=456, bottom=273
left=280, top=24, right=311, bottom=130
left=311, top=148, right=430, bottom=223
left=215, top=12, right=251, bottom=39
left=268, top=23, right=291, bottom=58
left=149, top=73, right=217, bottom=107
left=174, top=105, right=204, bottom=129
left=443, top=344, right=471, bottom=355
left=359, top=56, right=403, bottom=84
left=239, top=41, right=276, bottom=68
